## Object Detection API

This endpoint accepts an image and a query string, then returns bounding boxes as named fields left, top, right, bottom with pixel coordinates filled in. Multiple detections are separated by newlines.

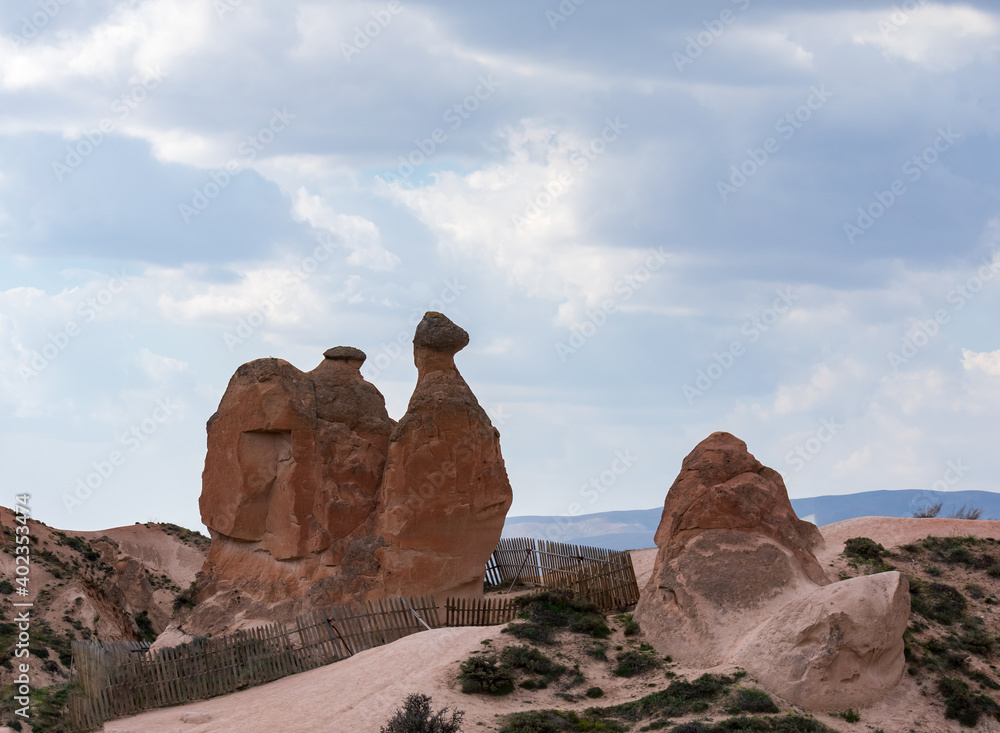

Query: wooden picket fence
left=68, top=540, right=640, bottom=731
left=485, top=538, right=640, bottom=610
left=445, top=596, right=520, bottom=626
left=68, top=595, right=439, bottom=731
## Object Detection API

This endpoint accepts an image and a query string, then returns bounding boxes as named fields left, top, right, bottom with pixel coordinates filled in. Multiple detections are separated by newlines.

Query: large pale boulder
left=634, top=431, right=828, bottom=666
left=376, top=312, right=513, bottom=598
left=732, top=572, right=910, bottom=711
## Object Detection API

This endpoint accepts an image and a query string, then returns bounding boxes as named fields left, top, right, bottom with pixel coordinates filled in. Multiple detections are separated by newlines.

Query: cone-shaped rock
left=634, top=431, right=828, bottom=666
left=375, top=312, right=513, bottom=598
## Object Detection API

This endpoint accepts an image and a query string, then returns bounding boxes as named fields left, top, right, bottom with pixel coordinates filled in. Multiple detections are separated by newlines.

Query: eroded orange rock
left=195, top=314, right=512, bottom=626
left=376, top=312, right=513, bottom=598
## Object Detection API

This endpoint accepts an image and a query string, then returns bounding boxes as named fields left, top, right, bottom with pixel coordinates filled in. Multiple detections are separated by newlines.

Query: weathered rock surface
left=732, top=572, right=910, bottom=711
left=634, top=431, right=828, bottom=666
left=376, top=312, right=513, bottom=598
left=199, top=347, right=393, bottom=607
left=195, top=313, right=512, bottom=626
left=635, top=431, right=911, bottom=712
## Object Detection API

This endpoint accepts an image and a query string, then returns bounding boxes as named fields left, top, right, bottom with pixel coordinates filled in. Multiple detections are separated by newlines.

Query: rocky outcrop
left=634, top=431, right=827, bottom=666
left=731, top=572, right=910, bottom=711
left=376, top=313, right=513, bottom=597
left=195, top=313, right=512, bottom=625
left=635, top=432, right=910, bottom=712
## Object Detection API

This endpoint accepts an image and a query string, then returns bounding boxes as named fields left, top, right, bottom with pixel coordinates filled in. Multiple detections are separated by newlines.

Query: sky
left=1, top=0, right=999, bottom=534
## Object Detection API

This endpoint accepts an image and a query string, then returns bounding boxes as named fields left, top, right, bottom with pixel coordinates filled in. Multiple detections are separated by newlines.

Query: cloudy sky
left=2, top=0, right=999, bottom=533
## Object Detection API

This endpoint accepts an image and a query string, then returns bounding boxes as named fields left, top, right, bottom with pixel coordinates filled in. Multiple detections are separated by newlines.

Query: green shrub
left=499, top=645, right=565, bottom=679
left=836, top=708, right=860, bottom=722
left=910, top=580, right=967, bottom=625
left=519, top=678, right=547, bottom=690
left=0, top=580, right=13, bottom=595
left=586, top=641, right=608, bottom=660
left=502, top=622, right=554, bottom=645
left=380, top=693, right=464, bottom=733
left=586, top=686, right=604, bottom=698
left=458, top=654, right=514, bottom=695
left=613, top=649, right=661, bottom=677
left=499, top=710, right=625, bottom=733
left=172, top=582, right=198, bottom=612
left=598, top=674, right=736, bottom=721
left=843, top=537, right=886, bottom=562
left=133, top=611, right=156, bottom=643
left=730, top=688, right=779, bottom=713
left=615, top=613, right=640, bottom=636
left=938, top=675, right=1000, bottom=726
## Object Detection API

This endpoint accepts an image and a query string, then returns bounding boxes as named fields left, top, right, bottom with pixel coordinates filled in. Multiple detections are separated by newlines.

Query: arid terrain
left=2, top=516, right=990, bottom=733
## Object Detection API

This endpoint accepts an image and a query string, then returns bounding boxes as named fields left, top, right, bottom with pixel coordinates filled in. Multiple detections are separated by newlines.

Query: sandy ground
left=97, top=517, right=1000, bottom=733
left=78, top=523, right=205, bottom=585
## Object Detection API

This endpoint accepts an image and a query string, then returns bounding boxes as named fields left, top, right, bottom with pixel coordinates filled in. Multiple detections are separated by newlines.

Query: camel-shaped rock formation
left=194, top=313, right=512, bottom=626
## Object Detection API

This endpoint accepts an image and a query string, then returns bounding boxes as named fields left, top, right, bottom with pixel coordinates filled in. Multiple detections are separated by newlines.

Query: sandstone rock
left=731, top=572, right=910, bottom=711
left=376, top=312, right=513, bottom=598
left=634, top=431, right=828, bottom=666
left=195, top=315, right=512, bottom=627
left=199, top=348, right=393, bottom=605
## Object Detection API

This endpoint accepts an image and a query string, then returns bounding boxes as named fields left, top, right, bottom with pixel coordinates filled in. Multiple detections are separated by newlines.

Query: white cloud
left=381, top=120, right=662, bottom=326
left=851, top=3, right=999, bottom=72
left=0, top=0, right=215, bottom=91
left=962, top=348, right=1000, bottom=376
left=292, top=188, right=400, bottom=271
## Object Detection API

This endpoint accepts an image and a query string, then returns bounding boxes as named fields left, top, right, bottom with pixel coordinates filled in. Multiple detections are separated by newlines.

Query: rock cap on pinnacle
left=323, top=346, right=366, bottom=363
left=413, top=312, right=469, bottom=354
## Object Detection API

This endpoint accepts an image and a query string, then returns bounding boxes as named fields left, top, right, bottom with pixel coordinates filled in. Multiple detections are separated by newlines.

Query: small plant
left=172, top=582, right=199, bottom=612
left=950, top=505, right=985, bottom=520
left=458, top=654, right=514, bottom=696
left=729, top=688, right=779, bottom=714
left=0, top=580, right=13, bottom=595
left=133, top=611, right=156, bottom=643
left=612, top=648, right=661, bottom=678
left=914, top=502, right=943, bottom=518
left=585, top=641, right=608, bottom=660
left=585, top=686, right=604, bottom=698
left=498, top=645, right=565, bottom=679
left=939, top=675, right=1000, bottom=726
left=910, top=579, right=967, bottom=625
left=614, top=613, right=640, bottom=636
left=843, top=537, right=886, bottom=562
left=836, top=708, right=861, bottom=722
left=380, top=693, right=464, bottom=733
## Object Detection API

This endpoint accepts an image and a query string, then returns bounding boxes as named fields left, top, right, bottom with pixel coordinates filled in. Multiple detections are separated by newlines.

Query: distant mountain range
left=502, top=490, right=1000, bottom=551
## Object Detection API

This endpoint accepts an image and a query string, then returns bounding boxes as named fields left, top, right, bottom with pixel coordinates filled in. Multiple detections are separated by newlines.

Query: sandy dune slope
left=97, top=517, right=1000, bottom=733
